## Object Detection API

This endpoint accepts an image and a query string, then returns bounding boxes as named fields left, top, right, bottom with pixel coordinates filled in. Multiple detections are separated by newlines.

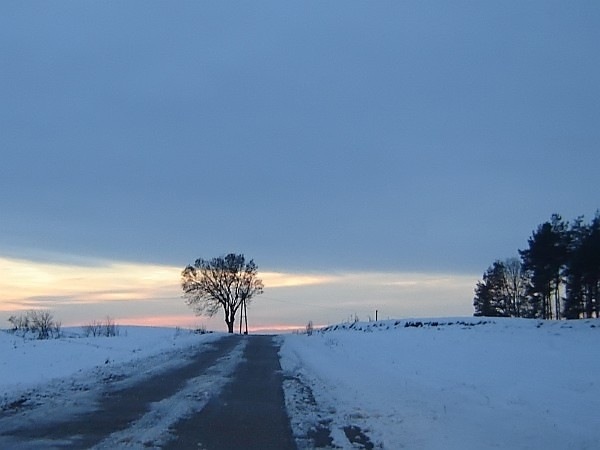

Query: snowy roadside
left=0, top=327, right=223, bottom=409
left=279, top=317, right=600, bottom=450
left=0, top=328, right=251, bottom=448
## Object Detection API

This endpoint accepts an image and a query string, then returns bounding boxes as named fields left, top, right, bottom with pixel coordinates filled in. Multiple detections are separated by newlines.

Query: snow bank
left=280, top=317, right=600, bottom=450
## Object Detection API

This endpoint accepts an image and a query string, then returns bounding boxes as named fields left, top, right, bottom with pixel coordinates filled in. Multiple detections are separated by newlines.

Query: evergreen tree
left=563, top=216, right=587, bottom=319
left=519, top=214, right=568, bottom=320
left=475, top=212, right=599, bottom=321
left=474, top=261, right=510, bottom=317
left=474, top=259, right=530, bottom=318
left=564, top=213, right=600, bottom=318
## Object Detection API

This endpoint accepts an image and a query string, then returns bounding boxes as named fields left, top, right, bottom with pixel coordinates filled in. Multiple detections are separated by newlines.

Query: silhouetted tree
left=501, top=257, right=529, bottom=318
left=474, top=212, right=600, bottom=320
left=564, top=213, right=600, bottom=318
left=563, top=216, right=587, bottom=319
left=181, top=253, right=264, bottom=333
left=8, top=310, right=61, bottom=339
left=474, top=261, right=510, bottom=317
left=474, top=259, right=530, bottom=318
left=519, top=214, right=568, bottom=319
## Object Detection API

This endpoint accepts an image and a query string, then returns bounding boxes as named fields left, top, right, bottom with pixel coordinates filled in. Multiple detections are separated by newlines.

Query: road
left=0, top=335, right=296, bottom=449
left=165, top=335, right=296, bottom=450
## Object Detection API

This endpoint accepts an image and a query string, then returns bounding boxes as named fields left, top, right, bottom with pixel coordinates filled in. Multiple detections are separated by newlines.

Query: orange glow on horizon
left=0, top=253, right=476, bottom=328
left=111, top=316, right=312, bottom=334
left=0, top=256, right=338, bottom=310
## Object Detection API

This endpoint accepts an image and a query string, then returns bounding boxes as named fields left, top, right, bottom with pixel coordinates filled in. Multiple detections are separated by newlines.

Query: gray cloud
left=1, top=1, right=598, bottom=276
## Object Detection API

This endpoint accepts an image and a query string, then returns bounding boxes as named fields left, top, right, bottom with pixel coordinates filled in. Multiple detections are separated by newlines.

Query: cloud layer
left=0, top=255, right=477, bottom=331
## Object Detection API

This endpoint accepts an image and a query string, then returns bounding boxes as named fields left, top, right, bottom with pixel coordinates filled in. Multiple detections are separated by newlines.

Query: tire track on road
left=0, top=335, right=243, bottom=449
left=165, top=335, right=296, bottom=450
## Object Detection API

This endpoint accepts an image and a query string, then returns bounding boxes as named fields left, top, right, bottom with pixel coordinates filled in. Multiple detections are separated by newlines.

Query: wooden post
left=244, top=299, right=248, bottom=335
left=376, top=310, right=378, bottom=321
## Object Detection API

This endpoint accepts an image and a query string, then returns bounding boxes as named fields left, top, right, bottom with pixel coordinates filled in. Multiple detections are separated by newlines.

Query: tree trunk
left=590, top=281, right=600, bottom=319
left=223, top=306, right=237, bottom=333
left=227, top=308, right=238, bottom=334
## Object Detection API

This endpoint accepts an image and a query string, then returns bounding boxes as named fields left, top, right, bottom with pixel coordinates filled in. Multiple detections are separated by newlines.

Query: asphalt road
left=166, top=335, right=296, bottom=450
left=0, top=335, right=296, bottom=449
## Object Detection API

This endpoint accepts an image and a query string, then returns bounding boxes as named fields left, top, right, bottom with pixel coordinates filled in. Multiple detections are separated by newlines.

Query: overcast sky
left=1, top=2, right=599, bottom=330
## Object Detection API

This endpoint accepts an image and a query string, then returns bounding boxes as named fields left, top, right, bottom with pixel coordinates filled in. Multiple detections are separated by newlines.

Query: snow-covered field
left=0, top=326, right=222, bottom=404
left=280, top=317, right=600, bottom=450
left=2, top=319, right=599, bottom=449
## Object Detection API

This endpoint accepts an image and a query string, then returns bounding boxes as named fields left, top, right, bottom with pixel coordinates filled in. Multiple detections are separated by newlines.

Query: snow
left=279, top=317, right=600, bottom=450
left=2, top=319, right=599, bottom=449
left=0, top=326, right=244, bottom=448
left=0, top=326, right=221, bottom=401
left=92, top=338, right=247, bottom=449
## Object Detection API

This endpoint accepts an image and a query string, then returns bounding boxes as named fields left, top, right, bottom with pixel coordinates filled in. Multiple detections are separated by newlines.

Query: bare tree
left=82, top=316, right=119, bottom=337
left=9, top=310, right=61, bottom=339
left=181, top=253, right=264, bottom=333
left=82, top=320, right=103, bottom=337
left=28, top=310, right=56, bottom=339
left=501, top=257, right=528, bottom=318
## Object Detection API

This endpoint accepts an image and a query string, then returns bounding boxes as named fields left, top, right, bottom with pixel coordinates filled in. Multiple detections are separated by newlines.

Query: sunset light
left=0, top=255, right=476, bottom=330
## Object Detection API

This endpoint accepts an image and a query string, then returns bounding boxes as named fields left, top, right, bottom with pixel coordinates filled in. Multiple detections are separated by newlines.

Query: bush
left=82, top=316, right=119, bottom=337
left=8, top=310, right=61, bottom=339
left=306, top=320, right=314, bottom=336
left=194, top=324, right=209, bottom=334
left=82, top=320, right=103, bottom=337
left=103, top=316, right=118, bottom=337
left=8, top=314, right=29, bottom=333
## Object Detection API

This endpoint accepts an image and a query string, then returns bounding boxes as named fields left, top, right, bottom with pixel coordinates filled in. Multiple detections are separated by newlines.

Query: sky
left=1, top=1, right=599, bottom=332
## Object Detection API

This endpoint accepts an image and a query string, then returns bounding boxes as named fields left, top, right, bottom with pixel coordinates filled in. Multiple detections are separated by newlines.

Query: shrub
left=194, top=324, right=209, bottom=334
left=82, top=320, right=103, bottom=337
left=8, top=314, right=29, bottom=333
left=8, top=310, right=61, bottom=339
left=103, top=316, right=118, bottom=337
left=82, top=316, right=119, bottom=338
left=306, top=320, right=314, bottom=336
left=29, top=310, right=59, bottom=339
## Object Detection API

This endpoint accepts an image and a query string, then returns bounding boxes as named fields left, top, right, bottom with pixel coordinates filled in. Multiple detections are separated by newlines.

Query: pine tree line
left=473, top=212, right=600, bottom=320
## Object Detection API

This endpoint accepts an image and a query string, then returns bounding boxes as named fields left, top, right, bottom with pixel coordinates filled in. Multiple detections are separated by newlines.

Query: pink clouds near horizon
left=0, top=255, right=477, bottom=333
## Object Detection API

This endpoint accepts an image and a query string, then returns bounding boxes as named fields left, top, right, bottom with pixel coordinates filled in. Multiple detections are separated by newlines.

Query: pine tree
left=474, top=261, right=510, bottom=317
left=475, top=212, right=599, bottom=321
left=564, top=213, right=600, bottom=318
left=519, top=214, right=568, bottom=320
